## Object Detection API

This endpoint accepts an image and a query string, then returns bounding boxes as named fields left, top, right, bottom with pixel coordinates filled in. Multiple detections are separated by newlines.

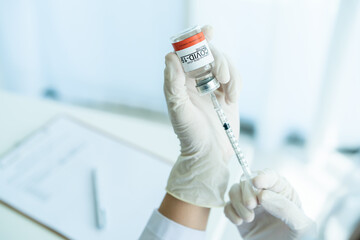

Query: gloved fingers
left=229, top=183, right=255, bottom=222
left=253, top=169, right=302, bottom=206
left=201, top=25, right=214, bottom=41
left=202, top=25, right=235, bottom=96
left=253, top=169, right=290, bottom=194
left=209, top=45, right=231, bottom=85
left=240, top=180, right=257, bottom=209
left=258, top=190, right=314, bottom=231
left=224, top=202, right=243, bottom=225
left=164, top=52, right=193, bottom=119
left=222, top=55, right=241, bottom=104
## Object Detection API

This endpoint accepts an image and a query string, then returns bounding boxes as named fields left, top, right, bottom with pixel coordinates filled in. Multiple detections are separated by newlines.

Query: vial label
left=172, top=32, right=214, bottom=73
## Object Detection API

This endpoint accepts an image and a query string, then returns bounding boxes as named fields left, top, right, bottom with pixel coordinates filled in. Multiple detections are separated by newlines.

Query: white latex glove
left=224, top=169, right=316, bottom=239
left=165, top=25, right=241, bottom=207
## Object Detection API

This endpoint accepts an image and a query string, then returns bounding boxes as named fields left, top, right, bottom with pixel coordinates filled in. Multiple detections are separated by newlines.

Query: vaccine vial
left=170, top=26, right=220, bottom=95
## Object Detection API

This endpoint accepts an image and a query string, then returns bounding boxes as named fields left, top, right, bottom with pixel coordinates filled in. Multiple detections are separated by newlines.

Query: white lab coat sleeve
left=139, top=209, right=206, bottom=240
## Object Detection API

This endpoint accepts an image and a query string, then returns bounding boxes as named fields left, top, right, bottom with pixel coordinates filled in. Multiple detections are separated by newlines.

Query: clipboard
left=0, top=115, right=172, bottom=239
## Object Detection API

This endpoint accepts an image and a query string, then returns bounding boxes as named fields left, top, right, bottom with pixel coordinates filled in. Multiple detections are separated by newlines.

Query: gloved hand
left=224, top=169, right=316, bottom=239
left=165, top=25, right=241, bottom=207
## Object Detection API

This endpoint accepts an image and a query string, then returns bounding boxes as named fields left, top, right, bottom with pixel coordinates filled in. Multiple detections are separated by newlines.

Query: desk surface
left=0, top=91, right=246, bottom=239
left=0, top=91, right=179, bottom=240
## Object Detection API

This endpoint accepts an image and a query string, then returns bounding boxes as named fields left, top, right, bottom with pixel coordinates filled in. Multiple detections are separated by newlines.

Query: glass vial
left=170, top=26, right=220, bottom=95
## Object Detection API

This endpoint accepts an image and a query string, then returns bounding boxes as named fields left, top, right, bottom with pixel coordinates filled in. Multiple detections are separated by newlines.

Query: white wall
left=0, top=0, right=186, bottom=112
left=1, top=0, right=359, bottom=151
left=187, top=0, right=360, bottom=151
left=310, top=0, right=360, bottom=151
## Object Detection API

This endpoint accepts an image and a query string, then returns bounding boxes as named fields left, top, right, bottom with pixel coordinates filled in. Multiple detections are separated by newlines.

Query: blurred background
left=0, top=0, right=360, bottom=239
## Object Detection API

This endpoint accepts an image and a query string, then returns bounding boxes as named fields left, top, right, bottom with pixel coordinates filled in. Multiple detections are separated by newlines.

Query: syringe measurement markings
left=210, top=92, right=252, bottom=180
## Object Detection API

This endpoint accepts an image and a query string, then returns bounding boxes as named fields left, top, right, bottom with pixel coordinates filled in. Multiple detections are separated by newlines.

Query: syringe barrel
left=210, top=92, right=253, bottom=181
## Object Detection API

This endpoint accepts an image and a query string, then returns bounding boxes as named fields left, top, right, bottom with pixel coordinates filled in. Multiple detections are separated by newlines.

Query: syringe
left=210, top=92, right=254, bottom=186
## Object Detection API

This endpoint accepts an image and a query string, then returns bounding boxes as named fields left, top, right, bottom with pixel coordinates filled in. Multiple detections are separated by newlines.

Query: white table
left=0, top=91, right=246, bottom=239
left=0, top=91, right=181, bottom=239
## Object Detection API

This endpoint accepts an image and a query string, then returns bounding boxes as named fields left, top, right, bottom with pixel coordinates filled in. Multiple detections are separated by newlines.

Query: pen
left=91, top=168, right=106, bottom=229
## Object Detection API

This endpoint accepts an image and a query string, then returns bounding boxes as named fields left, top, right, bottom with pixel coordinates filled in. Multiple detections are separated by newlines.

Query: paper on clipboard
left=0, top=116, right=171, bottom=239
